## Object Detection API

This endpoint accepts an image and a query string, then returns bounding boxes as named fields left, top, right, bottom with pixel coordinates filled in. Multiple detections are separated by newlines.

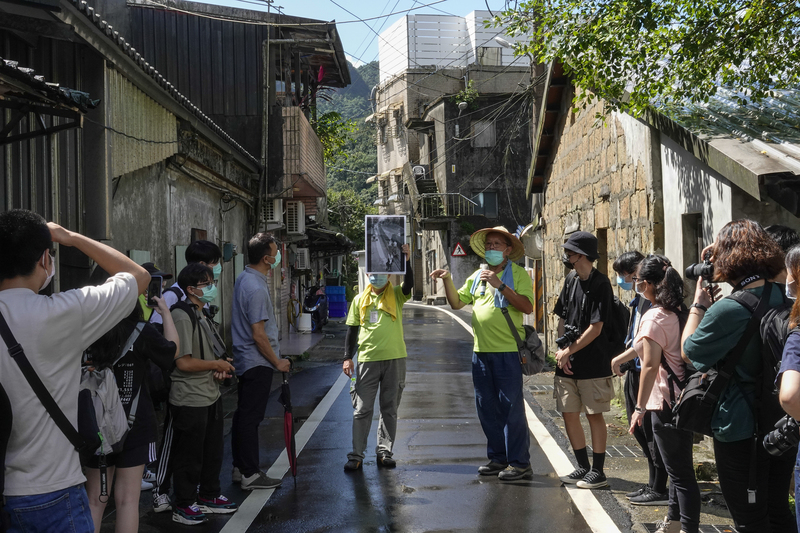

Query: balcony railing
left=417, top=193, right=477, bottom=219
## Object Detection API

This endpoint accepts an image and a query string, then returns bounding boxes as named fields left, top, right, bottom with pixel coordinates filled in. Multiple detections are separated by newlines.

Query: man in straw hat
left=431, top=226, right=534, bottom=481
left=553, top=231, right=615, bottom=490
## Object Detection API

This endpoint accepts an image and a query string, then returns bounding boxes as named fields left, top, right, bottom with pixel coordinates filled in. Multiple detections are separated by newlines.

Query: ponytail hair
left=637, top=254, right=685, bottom=313
left=787, top=245, right=800, bottom=329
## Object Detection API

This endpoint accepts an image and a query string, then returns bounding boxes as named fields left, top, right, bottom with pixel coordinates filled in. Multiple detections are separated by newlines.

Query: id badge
left=370, top=310, right=379, bottom=323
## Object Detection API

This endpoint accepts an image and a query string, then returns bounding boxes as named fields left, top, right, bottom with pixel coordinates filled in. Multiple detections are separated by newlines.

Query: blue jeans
left=3, top=484, right=94, bottom=533
left=472, top=351, right=530, bottom=467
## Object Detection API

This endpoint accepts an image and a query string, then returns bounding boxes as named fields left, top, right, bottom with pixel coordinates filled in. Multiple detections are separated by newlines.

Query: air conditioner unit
left=296, top=248, right=310, bottom=270
left=263, top=198, right=283, bottom=224
left=285, top=200, right=306, bottom=235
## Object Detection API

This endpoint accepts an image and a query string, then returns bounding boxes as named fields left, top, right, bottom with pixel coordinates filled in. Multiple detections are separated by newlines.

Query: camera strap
left=734, top=275, right=762, bottom=292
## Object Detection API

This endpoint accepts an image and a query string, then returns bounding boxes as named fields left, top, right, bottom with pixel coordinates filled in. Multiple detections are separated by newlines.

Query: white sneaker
left=654, top=517, right=681, bottom=533
left=153, top=492, right=172, bottom=513
left=142, top=468, right=157, bottom=483
left=141, top=479, right=154, bottom=491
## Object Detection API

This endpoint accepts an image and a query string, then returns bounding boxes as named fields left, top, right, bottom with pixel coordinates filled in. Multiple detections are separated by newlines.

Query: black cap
left=141, top=262, right=173, bottom=279
left=561, top=231, right=598, bottom=260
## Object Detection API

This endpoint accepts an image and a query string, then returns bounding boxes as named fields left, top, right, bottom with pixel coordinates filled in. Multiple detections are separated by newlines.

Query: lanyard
left=734, top=274, right=762, bottom=292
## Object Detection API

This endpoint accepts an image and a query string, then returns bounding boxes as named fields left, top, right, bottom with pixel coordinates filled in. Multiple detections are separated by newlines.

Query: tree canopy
left=496, top=0, right=800, bottom=116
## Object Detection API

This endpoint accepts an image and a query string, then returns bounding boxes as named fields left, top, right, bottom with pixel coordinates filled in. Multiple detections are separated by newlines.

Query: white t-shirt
left=0, top=273, right=139, bottom=496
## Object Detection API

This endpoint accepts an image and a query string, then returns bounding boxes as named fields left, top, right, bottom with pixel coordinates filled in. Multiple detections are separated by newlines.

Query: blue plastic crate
left=329, top=301, right=348, bottom=317
left=326, top=285, right=346, bottom=295
left=327, top=294, right=347, bottom=303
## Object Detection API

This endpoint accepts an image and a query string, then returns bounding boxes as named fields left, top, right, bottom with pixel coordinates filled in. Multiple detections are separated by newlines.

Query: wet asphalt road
left=102, top=305, right=596, bottom=532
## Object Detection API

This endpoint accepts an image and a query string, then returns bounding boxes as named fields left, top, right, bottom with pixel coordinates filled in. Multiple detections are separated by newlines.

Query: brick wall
left=541, top=97, right=664, bottom=349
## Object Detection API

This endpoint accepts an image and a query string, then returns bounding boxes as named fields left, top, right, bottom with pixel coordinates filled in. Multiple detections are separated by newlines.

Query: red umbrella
left=278, top=360, right=297, bottom=477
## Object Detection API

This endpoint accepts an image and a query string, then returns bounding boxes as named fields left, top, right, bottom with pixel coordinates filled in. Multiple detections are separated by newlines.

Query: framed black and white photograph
left=365, top=215, right=406, bottom=274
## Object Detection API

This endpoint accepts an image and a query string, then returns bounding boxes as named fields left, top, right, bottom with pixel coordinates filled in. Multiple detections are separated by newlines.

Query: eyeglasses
left=485, top=241, right=509, bottom=250
left=631, top=277, right=647, bottom=283
left=196, top=279, right=217, bottom=288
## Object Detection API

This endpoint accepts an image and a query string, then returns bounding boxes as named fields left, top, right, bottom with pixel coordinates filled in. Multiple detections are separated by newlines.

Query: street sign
left=452, top=243, right=467, bottom=257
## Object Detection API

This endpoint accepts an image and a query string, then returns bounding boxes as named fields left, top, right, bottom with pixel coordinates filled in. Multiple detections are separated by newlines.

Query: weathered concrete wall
left=542, top=100, right=663, bottom=350
left=110, top=159, right=253, bottom=348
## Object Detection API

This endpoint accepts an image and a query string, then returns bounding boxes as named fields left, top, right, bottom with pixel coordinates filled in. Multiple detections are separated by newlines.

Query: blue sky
left=196, top=0, right=501, bottom=66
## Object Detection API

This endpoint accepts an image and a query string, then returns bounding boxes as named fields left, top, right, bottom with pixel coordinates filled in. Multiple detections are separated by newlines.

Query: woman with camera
left=683, top=219, right=796, bottom=533
left=777, top=244, right=800, bottom=531
left=628, top=255, right=700, bottom=533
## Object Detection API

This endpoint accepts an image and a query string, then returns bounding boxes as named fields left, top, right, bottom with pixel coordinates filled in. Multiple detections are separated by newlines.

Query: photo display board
left=365, top=215, right=407, bottom=274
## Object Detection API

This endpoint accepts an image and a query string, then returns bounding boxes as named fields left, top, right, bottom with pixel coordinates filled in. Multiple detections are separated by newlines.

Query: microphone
left=479, top=263, right=488, bottom=296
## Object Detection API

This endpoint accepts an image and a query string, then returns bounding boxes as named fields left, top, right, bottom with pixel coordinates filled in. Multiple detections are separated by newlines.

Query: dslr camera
left=685, top=250, right=714, bottom=281
left=763, top=414, right=800, bottom=456
left=556, top=324, right=581, bottom=349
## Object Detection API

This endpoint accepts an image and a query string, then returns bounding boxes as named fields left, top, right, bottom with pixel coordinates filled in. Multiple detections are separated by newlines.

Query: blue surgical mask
left=369, top=274, right=389, bottom=288
left=271, top=250, right=281, bottom=270
left=212, top=263, right=222, bottom=279
left=484, top=250, right=505, bottom=266
left=196, top=284, right=218, bottom=304
left=616, top=275, right=633, bottom=291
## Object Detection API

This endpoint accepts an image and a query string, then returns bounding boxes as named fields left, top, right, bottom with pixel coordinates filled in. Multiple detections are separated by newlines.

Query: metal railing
left=417, top=193, right=477, bottom=219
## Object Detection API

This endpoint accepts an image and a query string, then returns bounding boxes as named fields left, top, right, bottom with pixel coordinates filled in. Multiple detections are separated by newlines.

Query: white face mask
left=787, top=278, right=797, bottom=300
left=39, top=252, right=55, bottom=292
left=634, top=279, right=647, bottom=296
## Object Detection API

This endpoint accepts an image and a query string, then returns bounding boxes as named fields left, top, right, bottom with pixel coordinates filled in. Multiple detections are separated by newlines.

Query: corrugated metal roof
left=65, top=0, right=260, bottom=168
left=663, top=87, right=800, bottom=179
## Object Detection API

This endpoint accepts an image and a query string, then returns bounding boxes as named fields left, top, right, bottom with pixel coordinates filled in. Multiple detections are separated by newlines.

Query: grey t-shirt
left=231, top=266, right=279, bottom=375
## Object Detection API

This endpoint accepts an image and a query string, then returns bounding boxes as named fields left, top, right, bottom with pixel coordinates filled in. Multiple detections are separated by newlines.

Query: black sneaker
left=625, top=485, right=648, bottom=499
left=630, top=487, right=669, bottom=506
left=576, top=469, right=608, bottom=489
left=497, top=465, right=533, bottom=481
left=559, top=467, right=589, bottom=484
left=344, top=459, right=363, bottom=471
left=377, top=454, right=396, bottom=468
left=477, top=462, right=508, bottom=476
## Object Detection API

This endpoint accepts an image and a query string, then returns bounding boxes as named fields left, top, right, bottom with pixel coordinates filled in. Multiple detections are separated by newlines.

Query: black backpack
left=567, top=271, right=630, bottom=355
left=729, top=286, right=793, bottom=434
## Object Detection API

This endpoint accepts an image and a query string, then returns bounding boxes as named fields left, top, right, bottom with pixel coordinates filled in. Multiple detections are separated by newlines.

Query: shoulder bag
left=501, top=307, right=545, bottom=376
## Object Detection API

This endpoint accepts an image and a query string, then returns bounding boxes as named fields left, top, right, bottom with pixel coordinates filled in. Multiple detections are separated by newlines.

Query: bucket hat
left=561, top=231, right=598, bottom=260
left=469, top=226, right=525, bottom=262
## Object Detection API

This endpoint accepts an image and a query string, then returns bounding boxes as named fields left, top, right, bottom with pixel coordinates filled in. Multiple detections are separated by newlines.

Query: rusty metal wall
left=107, top=68, right=178, bottom=178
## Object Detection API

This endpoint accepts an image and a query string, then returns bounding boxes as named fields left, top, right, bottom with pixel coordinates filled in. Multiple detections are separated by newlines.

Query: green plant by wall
left=451, top=80, right=480, bottom=110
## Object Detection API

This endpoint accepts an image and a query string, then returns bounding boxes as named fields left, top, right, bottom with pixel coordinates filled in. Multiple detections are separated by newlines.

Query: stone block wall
left=541, top=97, right=664, bottom=350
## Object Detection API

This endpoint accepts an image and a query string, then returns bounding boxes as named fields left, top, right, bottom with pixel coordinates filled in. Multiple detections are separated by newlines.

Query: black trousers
left=231, top=366, right=274, bottom=477
left=624, top=369, right=667, bottom=490
left=714, top=435, right=797, bottom=533
left=652, top=408, right=700, bottom=533
left=170, top=399, right=224, bottom=508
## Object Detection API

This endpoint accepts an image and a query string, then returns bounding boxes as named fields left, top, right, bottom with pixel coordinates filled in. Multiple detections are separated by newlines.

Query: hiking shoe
left=477, top=462, right=508, bottom=476
left=377, top=454, right=396, bottom=468
left=153, top=493, right=172, bottom=513
left=142, top=468, right=157, bottom=483
left=497, top=465, right=533, bottom=481
left=240, top=472, right=282, bottom=490
left=141, top=479, right=154, bottom=491
left=197, top=495, right=238, bottom=514
left=630, top=487, right=669, bottom=506
left=625, top=485, right=648, bottom=499
left=172, top=504, right=207, bottom=525
left=654, top=517, right=681, bottom=533
left=559, top=467, right=589, bottom=484
left=576, top=469, right=608, bottom=489
left=344, top=459, right=363, bottom=471
left=231, top=467, right=242, bottom=483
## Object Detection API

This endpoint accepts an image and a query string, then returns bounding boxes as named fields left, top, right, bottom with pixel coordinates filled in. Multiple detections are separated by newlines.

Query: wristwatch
left=690, top=303, right=707, bottom=312
left=497, top=283, right=507, bottom=292
left=634, top=406, right=645, bottom=414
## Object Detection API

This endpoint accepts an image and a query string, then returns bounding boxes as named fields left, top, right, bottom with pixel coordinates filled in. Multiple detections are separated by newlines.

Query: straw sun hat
left=469, top=226, right=525, bottom=262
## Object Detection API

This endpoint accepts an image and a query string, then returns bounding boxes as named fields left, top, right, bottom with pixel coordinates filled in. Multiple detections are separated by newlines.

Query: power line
left=84, top=116, right=178, bottom=144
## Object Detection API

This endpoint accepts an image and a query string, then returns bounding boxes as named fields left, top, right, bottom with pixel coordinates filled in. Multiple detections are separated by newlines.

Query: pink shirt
left=634, top=307, right=684, bottom=411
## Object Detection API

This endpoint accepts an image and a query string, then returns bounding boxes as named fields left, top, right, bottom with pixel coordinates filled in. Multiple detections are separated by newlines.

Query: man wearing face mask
left=0, top=209, right=149, bottom=532
left=167, top=263, right=238, bottom=525
left=430, top=227, right=535, bottom=481
left=342, top=244, right=412, bottom=471
left=229, top=233, right=291, bottom=490
left=553, top=231, right=615, bottom=489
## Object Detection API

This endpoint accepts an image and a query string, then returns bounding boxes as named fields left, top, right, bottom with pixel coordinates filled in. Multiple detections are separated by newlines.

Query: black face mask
left=562, top=253, right=574, bottom=270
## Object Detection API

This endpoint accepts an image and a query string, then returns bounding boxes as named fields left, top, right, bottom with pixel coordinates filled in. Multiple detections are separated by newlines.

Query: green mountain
left=321, top=61, right=379, bottom=199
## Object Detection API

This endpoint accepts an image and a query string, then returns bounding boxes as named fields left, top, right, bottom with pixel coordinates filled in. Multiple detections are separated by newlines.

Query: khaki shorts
left=554, top=376, right=614, bottom=414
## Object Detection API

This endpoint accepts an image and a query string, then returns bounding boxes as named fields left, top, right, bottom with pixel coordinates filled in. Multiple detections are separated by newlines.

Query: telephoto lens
left=684, top=260, right=714, bottom=281
left=763, top=414, right=800, bottom=456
